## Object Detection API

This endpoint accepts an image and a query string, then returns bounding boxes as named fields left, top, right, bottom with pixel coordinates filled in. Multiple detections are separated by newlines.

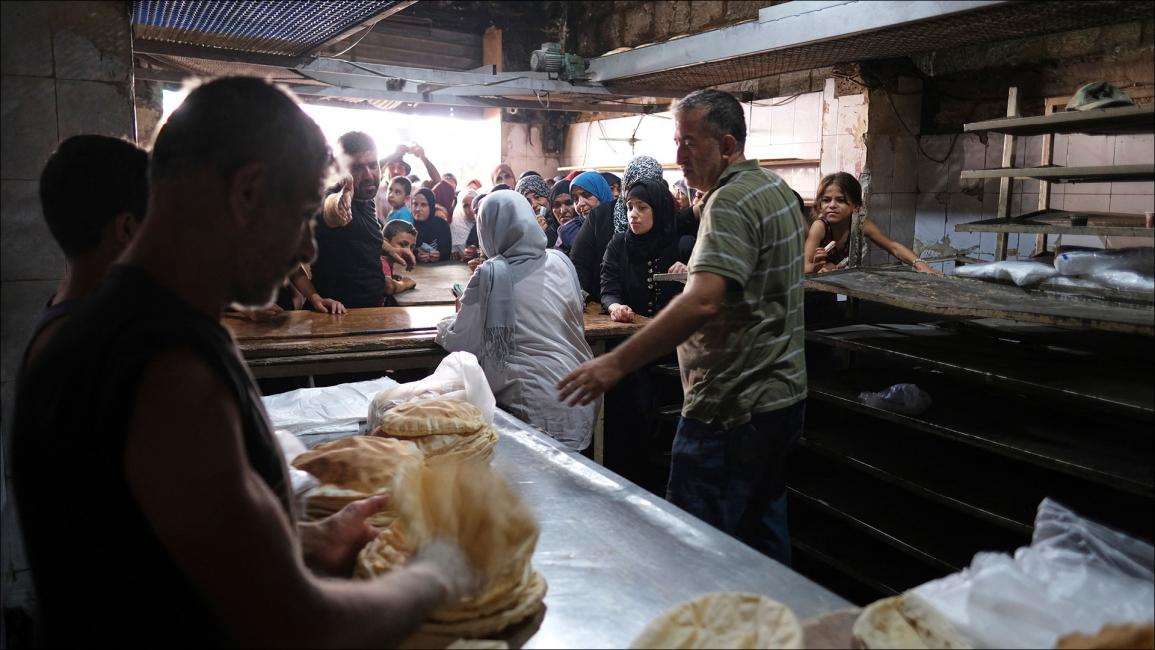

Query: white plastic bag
left=367, top=351, right=496, bottom=432
left=262, top=377, right=398, bottom=437
left=858, top=383, right=933, bottom=416
left=953, top=261, right=1059, bottom=287
left=913, top=499, right=1155, bottom=649
left=272, top=428, right=320, bottom=496
left=1054, top=247, right=1154, bottom=277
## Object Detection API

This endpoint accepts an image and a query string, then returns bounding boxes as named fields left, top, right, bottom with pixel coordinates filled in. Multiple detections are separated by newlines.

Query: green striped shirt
left=678, top=159, right=807, bottom=428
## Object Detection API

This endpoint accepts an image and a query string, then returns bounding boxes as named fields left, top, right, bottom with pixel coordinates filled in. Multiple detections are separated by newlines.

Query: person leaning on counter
left=11, top=76, right=474, bottom=647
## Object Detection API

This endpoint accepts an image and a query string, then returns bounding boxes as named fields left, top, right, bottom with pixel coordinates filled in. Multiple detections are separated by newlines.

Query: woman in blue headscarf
left=567, top=170, right=619, bottom=303
left=436, top=190, right=597, bottom=451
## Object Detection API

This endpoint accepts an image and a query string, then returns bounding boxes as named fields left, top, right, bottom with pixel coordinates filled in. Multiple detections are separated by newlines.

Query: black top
left=311, top=195, right=385, bottom=308
left=568, top=202, right=617, bottom=302
left=415, top=215, right=452, bottom=260
left=12, top=265, right=293, bottom=647
left=600, top=234, right=695, bottom=317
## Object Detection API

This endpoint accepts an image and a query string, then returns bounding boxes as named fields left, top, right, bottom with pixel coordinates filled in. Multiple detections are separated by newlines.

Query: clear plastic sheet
left=858, top=383, right=933, bottom=416
left=262, top=377, right=399, bottom=437
left=953, top=261, right=1059, bottom=287
left=366, top=351, right=496, bottom=432
left=913, top=499, right=1155, bottom=649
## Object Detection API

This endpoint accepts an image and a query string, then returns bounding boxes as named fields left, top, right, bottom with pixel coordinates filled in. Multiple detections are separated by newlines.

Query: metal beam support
left=286, top=84, right=657, bottom=114
left=300, top=58, right=615, bottom=95
left=586, top=0, right=1006, bottom=83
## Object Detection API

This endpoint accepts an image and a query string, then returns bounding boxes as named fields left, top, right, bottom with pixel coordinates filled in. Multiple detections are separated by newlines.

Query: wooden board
left=963, top=104, right=1155, bottom=136
left=393, top=261, right=475, bottom=306
left=953, top=209, right=1153, bottom=238
left=804, top=269, right=1154, bottom=335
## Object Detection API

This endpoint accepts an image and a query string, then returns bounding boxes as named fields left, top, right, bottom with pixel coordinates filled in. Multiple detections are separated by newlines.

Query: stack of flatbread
left=852, top=594, right=972, bottom=649
left=291, top=436, right=422, bottom=526
left=629, top=593, right=804, bottom=649
left=356, top=462, right=547, bottom=639
left=370, top=399, right=498, bottom=466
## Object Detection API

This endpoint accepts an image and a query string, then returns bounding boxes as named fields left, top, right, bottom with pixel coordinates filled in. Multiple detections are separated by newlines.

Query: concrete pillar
left=1, top=1, right=135, bottom=638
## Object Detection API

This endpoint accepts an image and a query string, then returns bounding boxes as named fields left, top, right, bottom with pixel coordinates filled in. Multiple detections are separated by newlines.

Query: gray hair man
left=559, top=88, right=808, bottom=564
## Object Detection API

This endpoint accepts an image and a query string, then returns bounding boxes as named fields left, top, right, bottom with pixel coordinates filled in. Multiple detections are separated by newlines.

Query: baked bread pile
left=370, top=399, right=498, bottom=466
left=291, top=436, right=422, bottom=526
left=629, top=593, right=804, bottom=649
left=356, top=462, right=546, bottom=638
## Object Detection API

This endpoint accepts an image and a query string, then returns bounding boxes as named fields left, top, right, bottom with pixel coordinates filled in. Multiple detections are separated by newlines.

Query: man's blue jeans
left=666, top=400, right=806, bottom=565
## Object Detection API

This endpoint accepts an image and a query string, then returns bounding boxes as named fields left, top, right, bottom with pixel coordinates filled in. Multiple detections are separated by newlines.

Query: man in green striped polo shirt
left=559, top=89, right=807, bottom=565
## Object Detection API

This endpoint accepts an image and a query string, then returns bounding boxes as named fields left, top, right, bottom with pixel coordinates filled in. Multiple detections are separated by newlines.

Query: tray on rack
left=954, top=208, right=1153, bottom=238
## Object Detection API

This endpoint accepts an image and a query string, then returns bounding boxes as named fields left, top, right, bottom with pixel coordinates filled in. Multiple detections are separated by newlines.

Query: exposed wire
left=329, top=23, right=378, bottom=58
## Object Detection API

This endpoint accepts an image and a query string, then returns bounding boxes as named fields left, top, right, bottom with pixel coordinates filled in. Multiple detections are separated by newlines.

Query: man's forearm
left=420, top=156, right=441, bottom=185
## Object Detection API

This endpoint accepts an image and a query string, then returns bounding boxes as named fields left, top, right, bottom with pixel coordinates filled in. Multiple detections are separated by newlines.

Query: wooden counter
left=225, top=306, right=646, bottom=377
left=392, top=261, right=473, bottom=306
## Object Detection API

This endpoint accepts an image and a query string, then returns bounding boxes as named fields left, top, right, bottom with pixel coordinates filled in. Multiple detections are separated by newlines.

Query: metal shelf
left=963, top=104, right=1155, bottom=136
left=959, top=163, right=1154, bottom=183
left=806, top=324, right=1155, bottom=420
left=808, top=375, right=1154, bottom=497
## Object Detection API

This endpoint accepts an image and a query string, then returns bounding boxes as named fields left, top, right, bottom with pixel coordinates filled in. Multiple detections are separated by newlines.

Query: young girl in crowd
left=600, top=178, right=693, bottom=322
left=805, top=172, right=940, bottom=274
left=380, top=219, right=417, bottom=305
left=436, top=190, right=597, bottom=451
left=411, top=188, right=451, bottom=263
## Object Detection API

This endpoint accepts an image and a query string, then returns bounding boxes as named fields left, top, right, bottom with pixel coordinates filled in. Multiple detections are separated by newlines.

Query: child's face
left=388, top=182, right=409, bottom=209
left=387, top=231, right=416, bottom=251
left=819, top=183, right=857, bottom=224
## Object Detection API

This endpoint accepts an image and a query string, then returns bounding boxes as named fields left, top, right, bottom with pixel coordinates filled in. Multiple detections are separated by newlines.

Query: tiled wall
left=1, top=0, right=135, bottom=627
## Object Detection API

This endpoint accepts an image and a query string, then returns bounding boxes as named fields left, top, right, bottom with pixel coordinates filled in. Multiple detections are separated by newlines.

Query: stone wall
left=0, top=1, right=135, bottom=637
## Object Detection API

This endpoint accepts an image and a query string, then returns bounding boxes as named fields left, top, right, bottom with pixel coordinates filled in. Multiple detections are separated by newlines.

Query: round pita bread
left=292, top=436, right=422, bottom=494
left=629, top=593, right=803, bottom=649
left=852, top=594, right=970, bottom=649
left=374, top=399, right=485, bottom=437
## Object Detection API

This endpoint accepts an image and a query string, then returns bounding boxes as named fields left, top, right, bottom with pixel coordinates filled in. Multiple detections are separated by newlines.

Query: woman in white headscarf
left=436, top=190, right=597, bottom=451
left=450, top=186, right=478, bottom=257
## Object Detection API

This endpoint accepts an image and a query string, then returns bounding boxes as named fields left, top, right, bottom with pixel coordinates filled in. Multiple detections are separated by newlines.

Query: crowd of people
left=11, top=75, right=943, bottom=646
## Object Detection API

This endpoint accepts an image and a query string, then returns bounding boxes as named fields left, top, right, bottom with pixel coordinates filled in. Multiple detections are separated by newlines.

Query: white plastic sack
left=1054, top=247, right=1154, bottom=277
left=367, top=351, right=496, bottom=432
left=953, top=261, right=1059, bottom=287
left=913, top=499, right=1155, bottom=649
left=272, top=428, right=320, bottom=496
left=262, top=377, right=398, bottom=437
left=1086, top=269, right=1155, bottom=292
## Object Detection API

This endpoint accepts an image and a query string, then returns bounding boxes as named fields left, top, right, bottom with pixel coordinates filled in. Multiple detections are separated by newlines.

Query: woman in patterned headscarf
left=612, top=156, right=665, bottom=233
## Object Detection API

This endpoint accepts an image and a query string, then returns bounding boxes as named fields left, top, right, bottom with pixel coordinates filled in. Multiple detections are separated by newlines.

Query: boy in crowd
left=381, top=218, right=418, bottom=305
left=386, top=176, right=415, bottom=224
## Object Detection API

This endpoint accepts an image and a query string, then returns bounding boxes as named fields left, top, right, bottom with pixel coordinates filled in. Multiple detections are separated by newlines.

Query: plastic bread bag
left=912, top=498, right=1154, bottom=649
left=273, top=428, right=321, bottom=497
left=953, top=261, right=1059, bottom=287
left=1054, top=247, right=1154, bottom=277
left=262, top=377, right=399, bottom=437
left=858, top=383, right=933, bottom=416
left=1085, top=269, right=1155, bottom=292
left=367, top=351, right=497, bottom=432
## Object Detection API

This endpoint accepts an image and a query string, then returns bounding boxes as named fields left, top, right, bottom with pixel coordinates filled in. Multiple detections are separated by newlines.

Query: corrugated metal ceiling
left=131, top=0, right=406, bottom=56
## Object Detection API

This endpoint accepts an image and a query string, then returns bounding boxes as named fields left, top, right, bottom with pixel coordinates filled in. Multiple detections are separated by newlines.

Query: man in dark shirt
left=12, top=77, right=471, bottom=647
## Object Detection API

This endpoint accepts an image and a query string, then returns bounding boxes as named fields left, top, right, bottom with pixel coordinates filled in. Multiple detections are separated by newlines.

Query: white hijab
left=474, top=190, right=547, bottom=365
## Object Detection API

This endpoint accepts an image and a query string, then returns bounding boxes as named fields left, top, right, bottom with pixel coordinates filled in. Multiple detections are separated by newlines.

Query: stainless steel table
left=289, top=400, right=851, bottom=648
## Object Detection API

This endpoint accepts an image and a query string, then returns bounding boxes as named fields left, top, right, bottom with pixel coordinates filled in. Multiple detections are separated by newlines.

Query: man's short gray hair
left=671, top=89, right=747, bottom=149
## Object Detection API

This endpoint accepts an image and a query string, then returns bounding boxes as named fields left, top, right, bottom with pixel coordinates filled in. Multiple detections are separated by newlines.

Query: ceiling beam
left=287, top=84, right=658, bottom=114
left=308, top=0, right=419, bottom=55
left=586, top=0, right=1006, bottom=83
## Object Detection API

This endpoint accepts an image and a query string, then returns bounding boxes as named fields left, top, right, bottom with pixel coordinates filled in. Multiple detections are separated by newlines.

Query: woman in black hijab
left=600, top=178, right=694, bottom=320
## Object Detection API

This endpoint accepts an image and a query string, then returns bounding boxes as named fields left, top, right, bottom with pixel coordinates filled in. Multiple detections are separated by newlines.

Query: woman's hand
left=462, top=245, right=479, bottom=261
left=417, top=251, right=431, bottom=263
left=467, top=257, right=482, bottom=272
left=429, top=250, right=441, bottom=263
left=608, top=303, right=635, bottom=323
left=667, top=262, right=688, bottom=275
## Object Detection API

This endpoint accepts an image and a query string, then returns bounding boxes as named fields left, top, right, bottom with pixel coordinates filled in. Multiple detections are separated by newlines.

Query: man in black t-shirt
left=12, top=77, right=472, bottom=648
